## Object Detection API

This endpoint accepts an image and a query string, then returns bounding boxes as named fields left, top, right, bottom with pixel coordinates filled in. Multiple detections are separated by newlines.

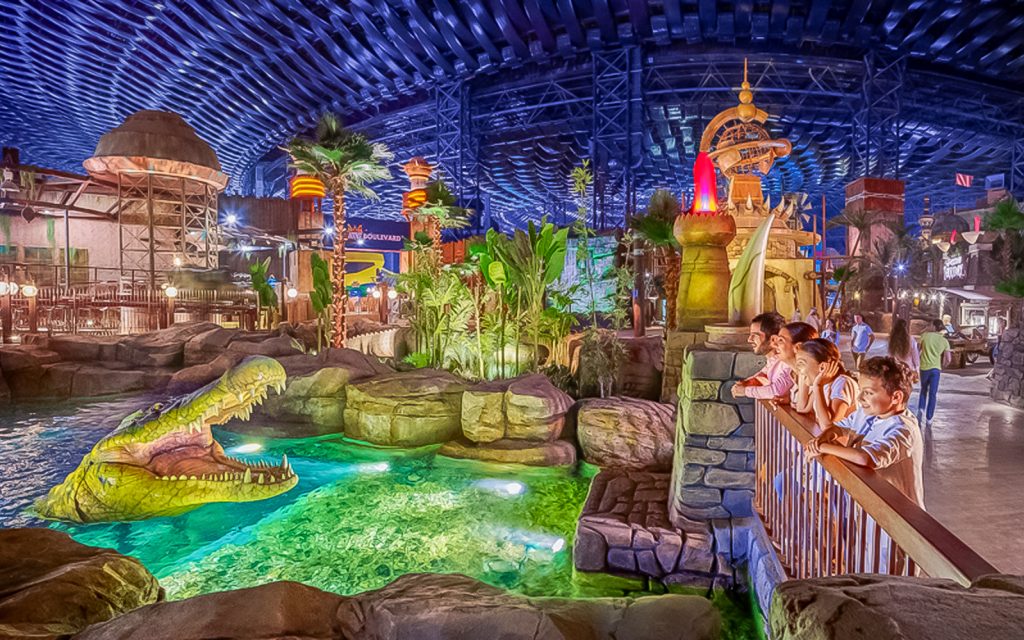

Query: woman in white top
left=887, top=318, right=920, bottom=383
left=791, top=338, right=859, bottom=424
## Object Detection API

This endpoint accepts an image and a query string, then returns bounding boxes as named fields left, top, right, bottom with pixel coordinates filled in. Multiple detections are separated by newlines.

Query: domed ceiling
left=1, top=1, right=1022, bottom=231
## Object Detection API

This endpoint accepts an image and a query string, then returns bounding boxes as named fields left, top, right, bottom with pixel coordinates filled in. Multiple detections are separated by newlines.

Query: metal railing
left=754, top=401, right=997, bottom=586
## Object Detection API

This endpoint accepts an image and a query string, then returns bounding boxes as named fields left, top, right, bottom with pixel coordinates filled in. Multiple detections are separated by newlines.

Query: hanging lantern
left=692, top=152, right=719, bottom=214
left=290, top=175, right=326, bottom=199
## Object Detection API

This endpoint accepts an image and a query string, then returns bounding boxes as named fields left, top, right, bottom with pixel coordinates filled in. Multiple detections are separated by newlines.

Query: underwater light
left=551, top=538, right=565, bottom=552
left=473, top=478, right=526, bottom=496
left=230, top=443, right=263, bottom=454
left=357, top=461, right=390, bottom=473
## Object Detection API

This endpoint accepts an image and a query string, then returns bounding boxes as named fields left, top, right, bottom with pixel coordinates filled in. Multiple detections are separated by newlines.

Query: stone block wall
left=992, top=327, right=1024, bottom=408
left=660, top=330, right=708, bottom=404
left=668, top=345, right=765, bottom=524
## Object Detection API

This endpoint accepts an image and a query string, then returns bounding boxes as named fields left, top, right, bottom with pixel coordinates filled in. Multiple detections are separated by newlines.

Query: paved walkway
left=915, top=363, right=1024, bottom=574
left=833, top=335, right=1023, bottom=573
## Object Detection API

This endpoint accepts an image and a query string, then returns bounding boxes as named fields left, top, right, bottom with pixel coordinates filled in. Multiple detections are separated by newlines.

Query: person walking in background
left=887, top=318, right=920, bottom=384
left=805, top=307, right=821, bottom=332
left=821, top=318, right=840, bottom=347
left=790, top=308, right=802, bottom=323
left=849, top=313, right=875, bottom=369
left=918, top=319, right=953, bottom=428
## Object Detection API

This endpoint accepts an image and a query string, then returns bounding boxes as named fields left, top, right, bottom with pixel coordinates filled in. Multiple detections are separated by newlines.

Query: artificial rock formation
left=344, top=369, right=466, bottom=446
left=573, top=470, right=724, bottom=590
left=0, top=528, right=160, bottom=638
left=992, top=327, right=1024, bottom=408
left=461, top=373, right=574, bottom=443
left=577, top=397, right=676, bottom=471
left=75, top=573, right=720, bottom=640
left=770, top=573, right=1024, bottom=640
left=441, top=374, right=577, bottom=465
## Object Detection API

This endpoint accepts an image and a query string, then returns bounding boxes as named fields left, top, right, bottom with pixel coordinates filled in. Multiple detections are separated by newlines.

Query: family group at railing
left=734, top=312, right=996, bottom=585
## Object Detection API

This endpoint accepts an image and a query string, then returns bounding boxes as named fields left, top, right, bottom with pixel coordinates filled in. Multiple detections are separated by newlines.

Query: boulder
left=344, top=369, right=465, bottom=446
left=71, top=365, right=152, bottom=397
left=226, top=334, right=300, bottom=358
left=117, top=322, right=219, bottom=367
left=438, top=437, right=577, bottom=466
left=183, top=326, right=239, bottom=365
left=0, top=528, right=160, bottom=638
left=577, top=397, right=676, bottom=471
left=461, top=373, right=574, bottom=443
left=257, top=367, right=355, bottom=433
left=76, top=573, right=720, bottom=640
left=167, top=352, right=246, bottom=394
left=47, top=334, right=121, bottom=362
left=770, top=574, right=1024, bottom=640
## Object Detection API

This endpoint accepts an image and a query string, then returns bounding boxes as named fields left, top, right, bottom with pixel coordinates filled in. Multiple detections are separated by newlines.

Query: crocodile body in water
left=35, top=356, right=298, bottom=523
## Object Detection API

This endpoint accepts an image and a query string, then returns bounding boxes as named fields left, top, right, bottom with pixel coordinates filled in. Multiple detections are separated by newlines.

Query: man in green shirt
left=918, top=319, right=952, bottom=428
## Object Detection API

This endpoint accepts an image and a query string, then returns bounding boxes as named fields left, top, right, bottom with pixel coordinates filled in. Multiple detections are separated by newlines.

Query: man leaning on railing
left=731, top=311, right=796, bottom=401
left=804, top=356, right=924, bottom=508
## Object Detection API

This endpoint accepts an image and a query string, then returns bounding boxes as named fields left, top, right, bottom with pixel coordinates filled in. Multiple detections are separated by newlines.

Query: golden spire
left=737, top=58, right=756, bottom=122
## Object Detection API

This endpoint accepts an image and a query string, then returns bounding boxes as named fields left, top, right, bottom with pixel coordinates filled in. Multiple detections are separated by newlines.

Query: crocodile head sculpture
left=35, top=356, right=298, bottom=523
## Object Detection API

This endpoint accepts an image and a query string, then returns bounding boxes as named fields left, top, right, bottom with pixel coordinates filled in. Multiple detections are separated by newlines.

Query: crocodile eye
left=152, top=402, right=164, bottom=411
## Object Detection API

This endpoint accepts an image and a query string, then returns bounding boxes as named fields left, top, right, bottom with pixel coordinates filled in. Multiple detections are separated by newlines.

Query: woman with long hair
left=887, top=317, right=920, bottom=383
left=791, top=338, right=859, bottom=423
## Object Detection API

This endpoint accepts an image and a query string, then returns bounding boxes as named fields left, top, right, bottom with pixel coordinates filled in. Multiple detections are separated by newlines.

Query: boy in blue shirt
left=806, top=356, right=924, bottom=507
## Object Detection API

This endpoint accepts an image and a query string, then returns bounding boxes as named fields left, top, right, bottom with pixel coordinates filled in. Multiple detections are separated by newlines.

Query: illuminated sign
left=943, top=254, right=965, bottom=281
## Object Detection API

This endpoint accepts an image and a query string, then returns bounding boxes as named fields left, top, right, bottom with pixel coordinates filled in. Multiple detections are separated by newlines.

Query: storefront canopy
left=934, top=287, right=1021, bottom=303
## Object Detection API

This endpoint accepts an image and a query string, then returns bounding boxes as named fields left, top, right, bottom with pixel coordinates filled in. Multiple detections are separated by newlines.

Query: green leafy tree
left=985, top=199, right=1024, bottom=297
left=249, top=257, right=278, bottom=328
left=286, top=113, right=393, bottom=348
left=309, top=253, right=333, bottom=352
left=630, top=189, right=680, bottom=328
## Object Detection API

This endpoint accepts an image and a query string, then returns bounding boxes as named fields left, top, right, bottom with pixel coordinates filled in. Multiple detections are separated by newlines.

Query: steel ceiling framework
left=2, top=1, right=1023, bottom=234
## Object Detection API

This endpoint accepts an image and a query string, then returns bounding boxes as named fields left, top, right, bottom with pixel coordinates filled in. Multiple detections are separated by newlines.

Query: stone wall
left=668, top=345, right=764, bottom=523
left=660, top=330, right=708, bottom=404
left=992, top=326, right=1024, bottom=408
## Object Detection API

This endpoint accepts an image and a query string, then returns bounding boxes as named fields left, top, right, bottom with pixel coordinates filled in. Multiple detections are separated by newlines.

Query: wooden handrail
left=761, top=400, right=998, bottom=585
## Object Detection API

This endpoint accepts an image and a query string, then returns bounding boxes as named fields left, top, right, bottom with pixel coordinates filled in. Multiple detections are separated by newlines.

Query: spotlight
left=286, top=286, right=298, bottom=299
left=323, top=226, right=335, bottom=235
left=371, top=288, right=381, bottom=299
left=165, top=286, right=178, bottom=298
left=225, top=213, right=238, bottom=225
left=387, top=289, right=398, bottom=300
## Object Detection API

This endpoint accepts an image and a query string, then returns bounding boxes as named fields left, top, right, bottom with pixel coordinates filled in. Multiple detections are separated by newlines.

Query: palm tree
left=824, top=208, right=876, bottom=319
left=985, top=198, right=1024, bottom=296
left=286, top=114, right=393, bottom=348
left=629, top=190, right=681, bottom=328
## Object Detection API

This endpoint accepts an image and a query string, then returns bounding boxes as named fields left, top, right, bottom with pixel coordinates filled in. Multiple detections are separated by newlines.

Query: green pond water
left=0, top=397, right=759, bottom=638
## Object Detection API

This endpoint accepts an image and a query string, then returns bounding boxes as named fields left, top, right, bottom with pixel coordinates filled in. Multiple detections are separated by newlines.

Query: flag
left=955, top=173, right=974, bottom=187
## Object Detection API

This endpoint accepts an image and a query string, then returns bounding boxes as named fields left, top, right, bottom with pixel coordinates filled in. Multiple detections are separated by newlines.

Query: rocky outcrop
left=344, top=369, right=465, bottom=446
left=577, top=397, right=676, bottom=471
left=0, top=528, right=160, bottom=638
left=462, top=373, right=574, bottom=443
left=438, top=437, right=577, bottom=466
left=116, top=322, right=221, bottom=367
left=992, top=327, right=1024, bottom=408
left=770, top=573, right=1024, bottom=640
left=574, top=470, right=722, bottom=590
left=75, top=573, right=720, bottom=640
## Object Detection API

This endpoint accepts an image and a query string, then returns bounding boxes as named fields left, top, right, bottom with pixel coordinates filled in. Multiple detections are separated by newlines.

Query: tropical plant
left=417, top=179, right=472, bottom=246
left=309, top=253, right=333, bottom=352
left=985, top=199, right=1024, bottom=298
left=248, top=257, right=279, bottom=328
left=286, top=113, right=393, bottom=348
left=630, top=190, right=680, bottom=328
left=824, top=208, right=883, bottom=319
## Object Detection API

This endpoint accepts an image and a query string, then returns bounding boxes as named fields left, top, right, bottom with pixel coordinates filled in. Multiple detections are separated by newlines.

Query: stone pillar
left=668, top=344, right=764, bottom=524
left=660, top=330, right=708, bottom=404
left=992, top=327, right=1024, bottom=408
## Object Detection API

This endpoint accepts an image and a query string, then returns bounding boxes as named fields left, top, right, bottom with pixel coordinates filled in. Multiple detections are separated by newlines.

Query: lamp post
left=165, top=285, right=178, bottom=327
left=22, top=283, right=38, bottom=334
left=285, top=285, right=298, bottom=323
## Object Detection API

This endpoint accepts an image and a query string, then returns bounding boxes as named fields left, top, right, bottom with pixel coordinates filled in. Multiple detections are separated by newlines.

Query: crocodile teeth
left=257, top=473, right=265, bottom=484
left=243, top=468, right=252, bottom=483
left=282, top=454, right=288, bottom=470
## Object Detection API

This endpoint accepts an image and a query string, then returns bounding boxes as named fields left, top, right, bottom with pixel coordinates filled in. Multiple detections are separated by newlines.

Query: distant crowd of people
left=731, top=310, right=954, bottom=508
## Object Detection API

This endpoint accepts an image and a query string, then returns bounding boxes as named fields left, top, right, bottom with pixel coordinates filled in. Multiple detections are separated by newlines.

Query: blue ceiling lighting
left=1, top=1, right=1022, bottom=232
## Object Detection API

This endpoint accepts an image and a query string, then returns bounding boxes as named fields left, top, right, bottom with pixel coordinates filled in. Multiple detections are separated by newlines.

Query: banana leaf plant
left=249, top=257, right=278, bottom=328
left=309, top=253, right=333, bottom=351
